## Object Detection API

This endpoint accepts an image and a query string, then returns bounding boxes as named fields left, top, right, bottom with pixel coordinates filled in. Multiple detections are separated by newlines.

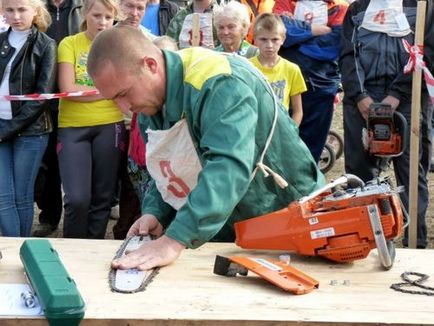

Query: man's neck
left=148, top=0, right=160, bottom=4
left=54, top=0, right=65, bottom=7
left=193, top=0, right=212, bottom=13
left=117, top=21, right=141, bottom=29
left=258, top=54, right=280, bottom=68
left=224, top=40, right=242, bottom=54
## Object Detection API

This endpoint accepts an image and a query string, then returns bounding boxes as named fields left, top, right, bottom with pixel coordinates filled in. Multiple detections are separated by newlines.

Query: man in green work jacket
left=87, top=26, right=325, bottom=270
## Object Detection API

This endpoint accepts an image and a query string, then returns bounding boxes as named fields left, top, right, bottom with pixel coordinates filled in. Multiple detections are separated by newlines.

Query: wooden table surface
left=0, top=237, right=433, bottom=325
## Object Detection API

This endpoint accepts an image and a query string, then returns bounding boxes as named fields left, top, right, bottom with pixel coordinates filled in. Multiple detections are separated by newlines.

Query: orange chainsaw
left=234, top=175, right=405, bottom=270
left=363, top=103, right=408, bottom=157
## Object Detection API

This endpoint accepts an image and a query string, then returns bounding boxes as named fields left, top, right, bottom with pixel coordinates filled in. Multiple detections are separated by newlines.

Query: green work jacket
left=139, top=48, right=325, bottom=248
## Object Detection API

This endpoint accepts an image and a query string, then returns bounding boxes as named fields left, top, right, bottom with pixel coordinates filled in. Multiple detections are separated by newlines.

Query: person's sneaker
left=32, top=223, right=57, bottom=237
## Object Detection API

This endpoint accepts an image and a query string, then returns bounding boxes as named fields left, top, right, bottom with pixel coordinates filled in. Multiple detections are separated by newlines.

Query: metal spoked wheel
left=327, top=130, right=344, bottom=159
left=319, top=143, right=336, bottom=174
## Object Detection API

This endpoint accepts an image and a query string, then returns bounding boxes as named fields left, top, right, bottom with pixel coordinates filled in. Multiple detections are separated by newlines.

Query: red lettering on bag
left=159, top=160, right=190, bottom=198
left=373, top=10, right=386, bottom=24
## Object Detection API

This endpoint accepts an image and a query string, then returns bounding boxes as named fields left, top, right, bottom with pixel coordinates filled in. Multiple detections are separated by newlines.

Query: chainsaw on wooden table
left=109, top=235, right=159, bottom=293
left=234, top=174, right=405, bottom=270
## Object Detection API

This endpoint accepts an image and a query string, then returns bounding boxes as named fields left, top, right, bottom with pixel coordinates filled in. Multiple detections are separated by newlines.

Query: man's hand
left=111, top=235, right=186, bottom=270
left=357, top=96, right=374, bottom=120
left=381, top=95, right=400, bottom=110
left=126, top=214, right=164, bottom=238
left=311, top=24, right=332, bottom=36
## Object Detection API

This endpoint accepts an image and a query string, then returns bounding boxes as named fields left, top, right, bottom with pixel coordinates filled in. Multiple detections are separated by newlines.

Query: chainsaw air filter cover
left=367, top=103, right=408, bottom=157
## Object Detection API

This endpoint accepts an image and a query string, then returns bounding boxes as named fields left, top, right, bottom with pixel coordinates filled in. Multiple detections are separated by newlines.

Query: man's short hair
left=153, top=36, right=179, bottom=51
left=253, top=13, right=286, bottom=39
left=87, top=25, right=157, bottom=78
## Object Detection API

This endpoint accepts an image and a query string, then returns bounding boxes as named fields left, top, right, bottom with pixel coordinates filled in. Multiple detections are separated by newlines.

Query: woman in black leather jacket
left=0, top=0, right=56, bottom=237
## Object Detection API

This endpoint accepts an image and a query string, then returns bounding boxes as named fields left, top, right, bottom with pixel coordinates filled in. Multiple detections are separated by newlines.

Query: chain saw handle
left=299, top=174, right=364, bottom=204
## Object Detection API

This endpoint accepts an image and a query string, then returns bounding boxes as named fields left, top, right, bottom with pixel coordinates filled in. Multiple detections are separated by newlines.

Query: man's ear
left=143, top=56, right=159, bottom=74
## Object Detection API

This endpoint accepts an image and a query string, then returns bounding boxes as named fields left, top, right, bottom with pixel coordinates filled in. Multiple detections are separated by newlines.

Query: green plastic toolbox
left=20, top=239, right=85, bottom=326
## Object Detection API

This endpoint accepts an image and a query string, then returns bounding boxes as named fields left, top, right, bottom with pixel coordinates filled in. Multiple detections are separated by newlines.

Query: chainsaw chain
left=109, top=236, right=159, bottom=293
left=390, top=272, right=434, bottom=296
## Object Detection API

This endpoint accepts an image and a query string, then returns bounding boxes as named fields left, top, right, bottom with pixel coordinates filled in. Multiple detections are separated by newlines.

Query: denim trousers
left=0, top=134, right=48, bottom=236
left=299, top=85, right=338, bottom=162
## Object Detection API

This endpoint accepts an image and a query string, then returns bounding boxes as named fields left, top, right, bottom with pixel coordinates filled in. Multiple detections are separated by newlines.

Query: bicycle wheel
left=319, top=143, right=336, bottom=174
left=327, top=130, right=344, bottom=159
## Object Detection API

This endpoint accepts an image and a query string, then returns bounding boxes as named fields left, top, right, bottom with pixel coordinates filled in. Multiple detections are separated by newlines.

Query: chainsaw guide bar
left=109, top=235, right=159, bottom=293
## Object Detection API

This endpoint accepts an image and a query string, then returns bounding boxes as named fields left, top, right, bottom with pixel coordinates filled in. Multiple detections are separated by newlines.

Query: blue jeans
left=299, top=85, right=338, bottom=162
left=431, top=109, right=434, bottom=163
left=0, top=135, right=48, bottom=236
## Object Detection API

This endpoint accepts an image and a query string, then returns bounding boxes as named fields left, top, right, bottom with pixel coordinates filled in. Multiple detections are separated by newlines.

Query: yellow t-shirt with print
left=58, top=32, right=123, bottom=128
left=249, top=56, right=307, bottom=110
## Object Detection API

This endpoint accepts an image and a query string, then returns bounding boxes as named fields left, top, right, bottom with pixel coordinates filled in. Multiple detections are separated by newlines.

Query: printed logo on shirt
left=270, top=80, right=286, bottom=104
left=75, top=52, right=94, bottom=86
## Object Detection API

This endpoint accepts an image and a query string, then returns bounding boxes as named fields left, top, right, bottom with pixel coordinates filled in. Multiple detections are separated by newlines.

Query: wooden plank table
left=0, top=237, right=433, bottom=325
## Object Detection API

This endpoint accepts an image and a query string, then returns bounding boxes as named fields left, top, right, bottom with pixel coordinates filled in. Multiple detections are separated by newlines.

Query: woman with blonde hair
left=0, top=6, right=9, bottom=33
left=0, top=0, right=57, bottom=236
left=214, top=1, right=258, bottom=58
left=57, top=0, right=125, bottom=239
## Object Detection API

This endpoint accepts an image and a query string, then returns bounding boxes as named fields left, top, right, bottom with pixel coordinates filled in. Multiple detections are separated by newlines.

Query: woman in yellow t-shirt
left=57, top=0, right=125, bottom=239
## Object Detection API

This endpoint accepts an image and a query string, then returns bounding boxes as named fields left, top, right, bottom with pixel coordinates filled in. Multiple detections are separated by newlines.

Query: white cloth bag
left=146, top=119, right=202, bottom=210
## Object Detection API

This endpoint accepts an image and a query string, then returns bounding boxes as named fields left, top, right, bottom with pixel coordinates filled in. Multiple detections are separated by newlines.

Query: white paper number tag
left=361, top=0, right=412, bottom=37
left=294, top=0, right=328, bottom=25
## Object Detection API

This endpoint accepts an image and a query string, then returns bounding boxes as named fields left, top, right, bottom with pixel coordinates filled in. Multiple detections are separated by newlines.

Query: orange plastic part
left=235, top=190, right=403, bottom=264
left=228, top=256, right=319, bottom=294
left=366, top=103, right=405, bottom=157
left=369, top=131, right=402, bottom=156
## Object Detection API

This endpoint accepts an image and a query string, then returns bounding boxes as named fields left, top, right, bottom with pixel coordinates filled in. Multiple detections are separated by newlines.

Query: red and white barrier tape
left=403, top=39, right=434, bottom=105
left=0, top=90, right=99, bottom=101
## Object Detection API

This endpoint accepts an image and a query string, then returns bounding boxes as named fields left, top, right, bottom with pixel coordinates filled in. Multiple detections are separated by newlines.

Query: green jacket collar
left=161, top=50, right=184, bottom=128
